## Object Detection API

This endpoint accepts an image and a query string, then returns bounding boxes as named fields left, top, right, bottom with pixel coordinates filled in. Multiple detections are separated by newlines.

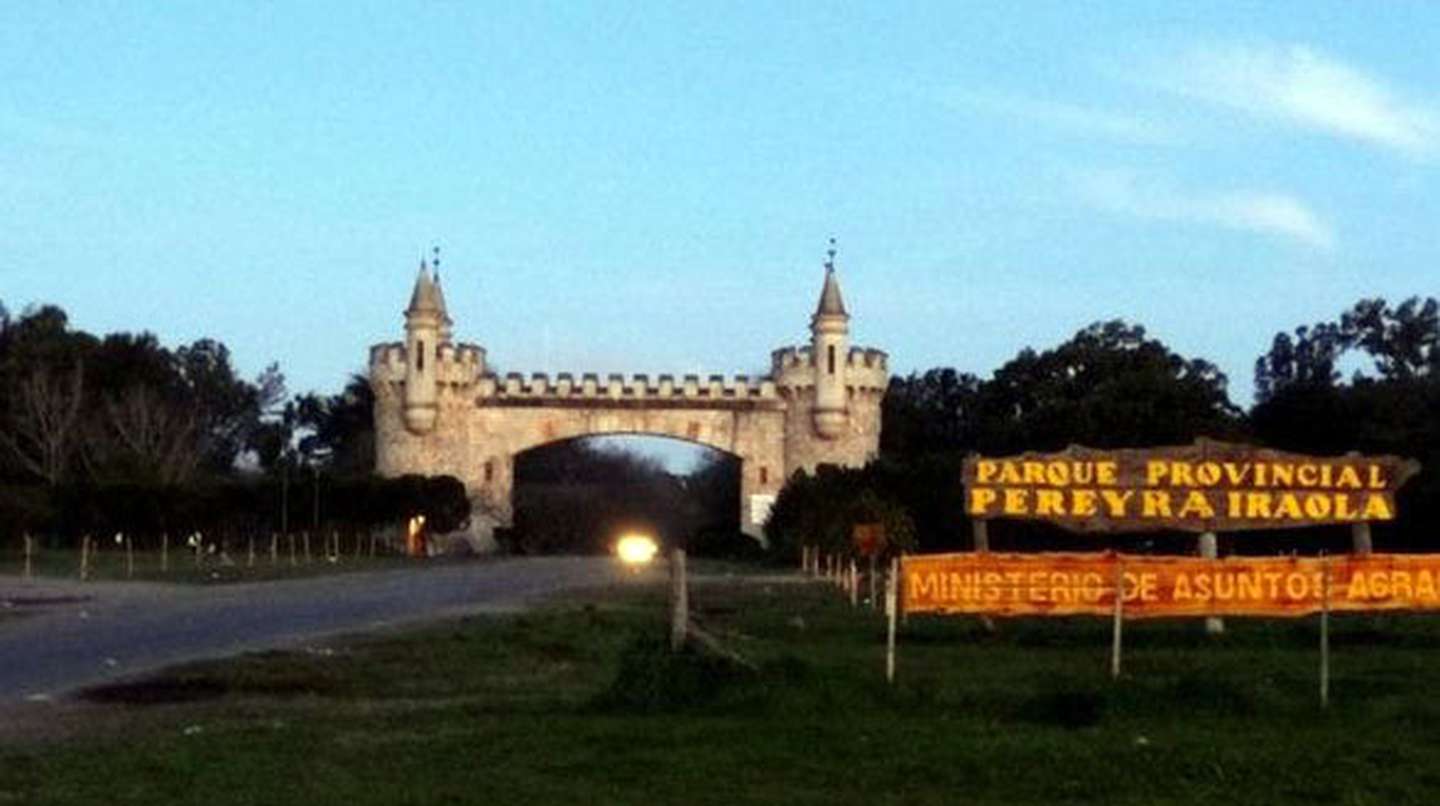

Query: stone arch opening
left=507, top=434, right=744, bottom=556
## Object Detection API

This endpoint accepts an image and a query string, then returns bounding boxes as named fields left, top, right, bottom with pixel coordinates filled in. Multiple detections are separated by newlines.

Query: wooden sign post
left=1198, top=531, right=1224, bottom=635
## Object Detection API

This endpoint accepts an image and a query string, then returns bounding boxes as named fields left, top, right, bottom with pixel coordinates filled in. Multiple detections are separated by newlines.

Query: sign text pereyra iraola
left=962, top=439, right=1421, bottom=533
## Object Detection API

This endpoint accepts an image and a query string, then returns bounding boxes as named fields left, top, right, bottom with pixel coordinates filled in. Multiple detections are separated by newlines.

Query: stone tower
left=772, top=247, right=885, bottom=475
left=810, top=243, right=850, bottom=439
left=370, top=247, right=886, bottom=547
left=401, top=259, right=449, bottom=435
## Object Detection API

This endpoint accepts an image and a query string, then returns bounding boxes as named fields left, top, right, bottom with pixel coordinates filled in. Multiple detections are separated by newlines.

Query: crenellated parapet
left=770, top=345, right=889, bottom=392
left=474, top=370, right=783, bottom=407
left=368, top=341, right=487, bottom=389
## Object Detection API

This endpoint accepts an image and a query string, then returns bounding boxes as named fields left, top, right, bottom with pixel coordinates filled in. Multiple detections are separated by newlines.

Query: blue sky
left=4, top=2, right=1437, bottom=416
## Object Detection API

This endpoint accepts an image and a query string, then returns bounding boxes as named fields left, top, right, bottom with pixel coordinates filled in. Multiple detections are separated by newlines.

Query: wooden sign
left=902, top=551, right=1440, bottom=619
left=962, top=439, right=1420, bottom=533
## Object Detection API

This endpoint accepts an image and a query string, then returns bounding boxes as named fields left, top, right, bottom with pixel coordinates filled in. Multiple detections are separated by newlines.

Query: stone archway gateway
left=369, top=247, right=888, bottom=546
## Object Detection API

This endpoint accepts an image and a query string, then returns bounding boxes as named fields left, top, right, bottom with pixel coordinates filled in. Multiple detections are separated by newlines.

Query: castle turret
left=810, top=244, right=850, bottom=439
left=402, top=259, right=451, bottom=434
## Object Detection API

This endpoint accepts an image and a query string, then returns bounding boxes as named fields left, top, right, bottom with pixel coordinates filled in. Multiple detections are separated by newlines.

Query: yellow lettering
left=1035, top=489, right=1064, bottom=516
left=1362, top=495, right=1394, bottom=520
left=1303, top=494, right=1332, bottom=519
left=1336, top=466, right=1362, bottom=489
left=1195, top=462, right=1222, bottom=486
left=1173, top=574, right=1192, bottom=600
left=1269, top=462, right=1295, bottom=487
left=976, top=460, right=998, bottom=484
left=1368, top=464, right=1386, bottom=490
left=1028, top=571, right=1048, bottom=602
left=1298, top=464, right=1320, bottom=486
left=1142, top=491, right=1172, bottom=518
left=911, top=573, right=943, bottom=602
left=969, top=488, right=998, bottom=515
left=1346, top=572, right=1369, bottom=600
left=1246, top=492, right=1273, bottom=519
left=1273, top=493, right=1303, bottom=519
left=1004, top=571, right=1024, bottom=602
left=1072, top=489, right=1099, bottom=517
left=1100, top=489, right=1134, bottom=518
left=983, top=571, right=1003, bottom=602
left=1044, top=462, right=1069, bottom=487
left=1096, top=462, right=1119, bottom=486
left=1171, top=462, right=1196, bottom=487
left=1139, top=573, right=1159, bottom=601
left=1370, top=572, right=1390, bottom=599
left=1214, top=573, right=1235, bottom=600
left=1176, top=491, right=1215, bottom=519
left=1194, top=573, right=1213, bottom=600
left=1393, top=571, right=1414, bottom=600
left=1284, top=573, right=1308, bottom=599
left=1022, top=462, right=1046, bottom=484
left=1003, top=488, right=1030, bottom=515
left=1418, top=571, right=1436, bottom=600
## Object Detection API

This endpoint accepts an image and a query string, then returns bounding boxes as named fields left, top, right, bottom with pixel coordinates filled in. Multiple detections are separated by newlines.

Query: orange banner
left=902, top=552, right=1440, bottom=619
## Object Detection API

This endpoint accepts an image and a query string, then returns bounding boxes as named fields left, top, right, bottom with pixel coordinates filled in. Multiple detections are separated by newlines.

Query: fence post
left=161, top=533, right=169, bottom=573
left=79, top=536, right=91, bottom=582
left=1321, top=554, right=1331, bottom=709
left=1111, top=555, right=1124, bottom=680
left=670, top=548, right=689, bottom=651
left=125, top=534, right=134, bottom=579
left=23, top=534, right=33, bottom=581
left=886, top=556, right=899, bottom=683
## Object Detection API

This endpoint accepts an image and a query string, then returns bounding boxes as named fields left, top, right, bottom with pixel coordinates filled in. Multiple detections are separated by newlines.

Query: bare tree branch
left=0, top=363, right=85, bottom=484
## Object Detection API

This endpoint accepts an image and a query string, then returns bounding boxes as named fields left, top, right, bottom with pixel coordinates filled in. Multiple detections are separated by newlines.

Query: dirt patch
left=78, top=676, right=228, bottom=706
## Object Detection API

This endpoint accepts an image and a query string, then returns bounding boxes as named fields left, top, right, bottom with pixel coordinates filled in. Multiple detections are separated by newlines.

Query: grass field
left=4, top=573, right=1440, bottom=804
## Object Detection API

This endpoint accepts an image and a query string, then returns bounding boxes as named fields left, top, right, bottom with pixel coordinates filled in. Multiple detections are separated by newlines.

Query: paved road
left=0, top=556, right=658, bottom=703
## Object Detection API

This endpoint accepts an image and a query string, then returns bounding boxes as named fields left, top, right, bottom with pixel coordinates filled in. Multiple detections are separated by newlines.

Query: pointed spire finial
left=825, top=237, right=837, bottom=272
left=432, top=246, right=441, bottom=281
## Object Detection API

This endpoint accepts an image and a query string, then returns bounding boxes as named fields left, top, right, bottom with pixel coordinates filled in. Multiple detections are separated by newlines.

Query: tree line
left=0, top=301, right=457, bottom=544
left=767, top=298, right=1440, bottom=559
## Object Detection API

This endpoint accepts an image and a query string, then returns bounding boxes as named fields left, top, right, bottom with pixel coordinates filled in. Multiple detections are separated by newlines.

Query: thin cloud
left=945, top=90, right=1179, bottom=145
left=1160, top=42, right=1438, bottom=158
left=1079, top=170, right=1335, bottom=251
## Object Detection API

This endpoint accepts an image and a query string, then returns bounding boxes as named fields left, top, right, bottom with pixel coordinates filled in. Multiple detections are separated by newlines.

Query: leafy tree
left=1253, top=297, right=1439, bottom=550
left=975, top=320, right=1242, bottom=453
left=293, top=374, right=375, bottom=476
left=881, top=368, right=982, bottom=458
